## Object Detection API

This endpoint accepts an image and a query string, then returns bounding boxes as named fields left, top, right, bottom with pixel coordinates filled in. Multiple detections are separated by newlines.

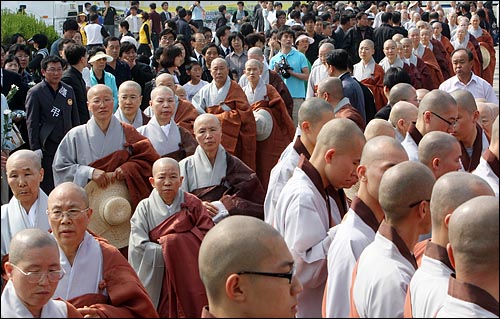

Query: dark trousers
left=151, top=32, right=159, bottom=51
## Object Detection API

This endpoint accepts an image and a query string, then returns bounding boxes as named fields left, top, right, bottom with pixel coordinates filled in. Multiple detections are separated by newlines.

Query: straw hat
left=88, top=51, right=113, bottom=63
left=479, top=45, right=490, bottom=70
left=85, top=180, right=132, bottom=249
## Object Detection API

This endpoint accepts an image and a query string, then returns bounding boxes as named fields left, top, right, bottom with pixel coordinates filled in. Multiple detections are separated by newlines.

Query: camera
left=276, top=55, right=292, bottom=79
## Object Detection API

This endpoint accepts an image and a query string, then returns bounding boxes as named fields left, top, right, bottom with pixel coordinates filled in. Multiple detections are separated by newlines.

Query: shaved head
left=313, top=118, right=366, bottom=155
left=418, top=89, right=457, bottom=118
left=430, top=172, right=494, bottom=232
left=8, top=228, right=59, bottom=265
left=118, top=80, right=142, bottom=95
left=379, top=161, right=435, bottom=223
left=364, top=119, right=396, bottom=140
left=199, top=215, right=289, bottom=301
left=152, top=157, right=180, bottom=176
left=388, top=83, right=417, bottom=106
left=194, top=113, right=221, bottom=132
left=49, top=182, right=89, bottom=208
left=151, top=85, right=174, bottom=100
left=247, top=47, right=264, bottom=60
left=450, top=89, right=477, bottom=114
left=298, top=97, right=334, bottom=126
left=317, top=77, right=343, bottom=101
left=389, top=101, right=418, bottom=131
left=360, top=135, right=407, bottom=166
left=449, top=196, right=499, bottom=271
left=245, top=58, right=263, bottom=70
left=6, top=149, right=42, bottom=171
left=418, top=131, right=462, bottom=177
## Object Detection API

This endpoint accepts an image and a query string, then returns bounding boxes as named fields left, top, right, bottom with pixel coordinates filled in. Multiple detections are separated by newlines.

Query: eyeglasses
left=47, top=208, right=90, bottom=220
left=237, top=267, right=295, bottom=284
left=408, top=199, right=430, bottom=208
left=430, top=111, right=457, bottom=127
left=11, top=263, right=65, bottom=283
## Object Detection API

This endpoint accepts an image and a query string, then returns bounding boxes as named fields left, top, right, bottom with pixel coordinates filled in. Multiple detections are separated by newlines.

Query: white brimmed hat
left=295, top=34, right=315, bottom=45
left=85, top=180, right=132, bottom=249
left=88, top=51, right=113, bottom=63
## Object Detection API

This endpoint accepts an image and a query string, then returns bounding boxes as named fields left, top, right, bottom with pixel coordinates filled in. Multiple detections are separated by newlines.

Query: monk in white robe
left=305, top=43, right=334, bottom=99
left=264, top=98, right=334, bottom=226
left=1, top=150, right=49, bottom=279
left=435, top=196, right=498, bottom=318
left=404, top=172, right=495, bottom=318
left=129, top=158, right=213, bottom=317
left=324, top=137, right=408, bottom=318
left=350, top=162, right=435, bottom=318
left=274, top=118, right=365, bottom=318
left=137, top=87, right=197, bottom=162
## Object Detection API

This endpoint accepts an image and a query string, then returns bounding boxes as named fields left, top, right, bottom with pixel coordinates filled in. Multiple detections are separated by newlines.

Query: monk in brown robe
left=242, top=59, right=295, bottom=190
left=469, top=14, right=496, bottom=85
left=192, top=58, right=257, bottom=170
left=409, top=28, right=444, bottom=89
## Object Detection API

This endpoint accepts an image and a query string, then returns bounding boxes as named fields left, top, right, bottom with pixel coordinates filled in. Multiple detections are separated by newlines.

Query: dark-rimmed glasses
left=237, top=267, right=295, bottom=284
left=46, top=208, right=90, bottom=220
left=430, top=111, right=457, bottom=127
left=408, top=199, right=430, bottom=208
left=11, top=264, right=65, bottom=283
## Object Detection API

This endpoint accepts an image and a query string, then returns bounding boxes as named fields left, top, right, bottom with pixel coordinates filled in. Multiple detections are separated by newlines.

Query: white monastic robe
left=191, top=76, right=232, bottom=114
left=52, top=116, right=127, bottom=186
left=114, top=108, right=145, bottom=128
left=129, top=189, right=184, bottom=308
left=401, top=131, right=419, bottom=162
left=52, top=231, right=105, bottom=300
left=378, top=56, right=405, bottom=72
left=353, top=58, right=377, bottom=82
left=1, top=190, right=50, bottom=260
left=274, top=164, right=335, bottom=318
left=325, top=198, right=379, bottom=318
left=137, top=117, right=181, bottom=157
left=305, top=63, right=329, bottom=99
left=473, top=154, right=499, bottom=197
left=407, top=242, right=454, bottom=318
left=1, top=281, right=68, bottom=318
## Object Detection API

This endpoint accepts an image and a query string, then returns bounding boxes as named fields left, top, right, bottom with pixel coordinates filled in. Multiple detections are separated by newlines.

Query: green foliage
left=1, top=9, right=58, bottom=47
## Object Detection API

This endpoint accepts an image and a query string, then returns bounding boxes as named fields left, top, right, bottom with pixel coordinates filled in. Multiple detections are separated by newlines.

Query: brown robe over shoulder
left=361, top=64, right=387, bottom=111
left=476, top=29, right=496, bottom=85
left=190, top=151, right=265, bottom=220
left=466, top=39, right=484, bottom=78
left=150, top=192, right=214, bottom=318
left=421, top=47, right=445, bottom=89
left=88, top=123, right=160, bottom=210
left=68, top=235, right=159, bottom=318
left=459, top=124, right=485, bottom=172
left=175, top=99, right=199, bottom=135
left=430, top=39, right=454, bottom=80
left=206, top=80, right=257, bottom=170
left=251, top=84, right=296, bottom=191
left=269, top=69, right=294, bottom=119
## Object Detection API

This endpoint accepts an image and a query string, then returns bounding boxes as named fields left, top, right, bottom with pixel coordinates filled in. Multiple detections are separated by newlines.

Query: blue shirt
left=269, top=48, right=308, bottom=98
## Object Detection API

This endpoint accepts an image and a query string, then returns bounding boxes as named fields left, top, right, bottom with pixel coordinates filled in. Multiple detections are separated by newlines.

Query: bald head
left=317, top=77, right=343, bottom=102
left=388, top=83, right=417, bottom=106
left=430, top=172, right=494, bottom=232
left=450, top=89, right=477, bottom=114
left=389, top=101, right=418, bottom=130
left=418, top=89, right=457, bottom=119
left=449, top=196, right=499, bottom=270
left=156, top=72, right=175, bottom=85
left=211, top=57, right=228, bottom=69
left=8, top=228, right=59, bottom=265
left=418, top=131, right=461, bottom=177
left=48, top=181, right=89, bottom=208
left=194, top=113, right=221, bottom=132
left=298, top=97, right=334, bottom=126
left=151, top=85, right=174, bottom=100
left=360, top=135, right=408, bottom=169
left=199, top=216, right=288, bottom=301
left=379, top=161, right=435, bottom=223
left=313, top=118, right=366, bottom=156
left=247, top=47, right=264, bottom=61
left=245, top=58, right=263, bottom=70
left=152, top=157, right=180, bottom=176
left=6, top=149, right=42, bottom=171
left=118, top=80, right=142, bottom=94
left=88, top=83, right=112, bottom=99
left=364, top=119, right=396, bottom=140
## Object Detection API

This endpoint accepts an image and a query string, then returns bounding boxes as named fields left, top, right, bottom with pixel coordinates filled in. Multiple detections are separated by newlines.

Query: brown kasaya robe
left=360, top=63, right=387, bottom=111
left=206, top=80, right=257, bottom=170
left=421, top=47, right=444, bottom=89
left=251, top=84, right=296, bottom=191
left=175, top=99, right=199, bottom=136
left=430, top=39, right=454, bottom=80
left=476, top=29, right=496, bottom=85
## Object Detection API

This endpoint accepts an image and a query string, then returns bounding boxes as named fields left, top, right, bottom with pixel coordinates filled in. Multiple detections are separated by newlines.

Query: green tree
left=1, top=9, right=58, bottom=47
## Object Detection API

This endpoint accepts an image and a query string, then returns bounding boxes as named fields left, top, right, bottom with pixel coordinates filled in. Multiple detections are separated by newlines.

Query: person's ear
left=4, top=262, right=14, bottom=279
left=324, top=148, right=336, bottom=164
left=149, top=176, right=155, bottom=188
left=357, top=164, right=367, bottom=183
left=446, top=243, right=456, bottom=270
left=225, top=274, right=245, bottom=302
left=431, top=157, right=440, bottom=170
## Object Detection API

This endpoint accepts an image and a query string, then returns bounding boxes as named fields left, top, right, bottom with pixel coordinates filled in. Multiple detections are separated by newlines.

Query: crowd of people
left=1, top=0, right=499, bottom=318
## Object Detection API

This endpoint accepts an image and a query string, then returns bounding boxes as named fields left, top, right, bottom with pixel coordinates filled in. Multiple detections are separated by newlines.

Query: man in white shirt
left=439, top=48, right=499, bottom=104
left=473, top=115, right=499, bottom=197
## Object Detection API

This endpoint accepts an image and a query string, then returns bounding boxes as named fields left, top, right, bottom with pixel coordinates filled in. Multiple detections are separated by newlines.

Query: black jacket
left=342, top=25, right=374, bottom=65
left=62, top=66, right=89, bottom=125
